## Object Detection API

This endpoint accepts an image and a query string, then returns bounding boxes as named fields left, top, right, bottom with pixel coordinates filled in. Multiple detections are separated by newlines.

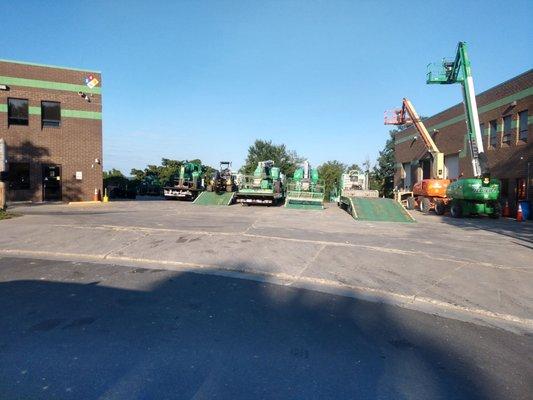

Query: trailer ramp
left=193, top=191, right=235, bottom=206
left=341, top=197, right=415, bottom=222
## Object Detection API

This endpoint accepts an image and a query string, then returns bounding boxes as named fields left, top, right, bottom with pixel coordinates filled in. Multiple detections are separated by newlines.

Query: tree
left=318, top=160, right=346, bottom=202
left=241, top=140, right=303, bottom=177
left=346, top=163, right=362, bottom=173
left=103, top=168, right=125, bottom=179
left=370, top=130, right=396, bottom=197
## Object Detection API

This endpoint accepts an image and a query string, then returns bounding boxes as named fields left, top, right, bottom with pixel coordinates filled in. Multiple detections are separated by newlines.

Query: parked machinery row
left=163, top=160, right=326, bottom=208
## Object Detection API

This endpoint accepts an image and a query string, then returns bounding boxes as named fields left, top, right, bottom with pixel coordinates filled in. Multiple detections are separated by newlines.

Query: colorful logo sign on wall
left=85, top=75, right=99, bottom=89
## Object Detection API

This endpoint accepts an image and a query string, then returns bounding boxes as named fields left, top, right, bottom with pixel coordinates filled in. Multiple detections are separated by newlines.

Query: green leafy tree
left=318, top=160, right=347, bottom=202
left=370, top=130, right=396, bottom=197
left=346, top=163, right=362, bottom=173
left=241, top=139, right=303, bottom=177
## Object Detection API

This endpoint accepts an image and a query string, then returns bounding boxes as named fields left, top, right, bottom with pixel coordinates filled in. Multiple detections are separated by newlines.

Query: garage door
left=445, top=154, right=459, bottom=179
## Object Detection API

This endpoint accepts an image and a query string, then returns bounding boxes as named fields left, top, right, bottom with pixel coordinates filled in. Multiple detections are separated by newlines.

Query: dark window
left=8, top=163, right=30, bottom=190
left=489, top=120, right=498, bottom=148
left=7, top=98, right=29, bottom=126
left=41, top=101, right=61, bottom=127
left=518, top=110, right=528, bottom=142
left=480, top=123, right=485, bottom=147
left=500, top=178, right=509, bottom=199
left=502, top=115, right=512, bottom=144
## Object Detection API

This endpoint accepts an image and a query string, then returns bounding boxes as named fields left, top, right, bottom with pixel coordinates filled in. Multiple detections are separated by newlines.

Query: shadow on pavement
left=434, top=213, right=532, bottom=244
left=0, top=260, right=530, bottom=399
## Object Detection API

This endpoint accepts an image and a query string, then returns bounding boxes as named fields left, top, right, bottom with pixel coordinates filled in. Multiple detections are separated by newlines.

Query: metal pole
left=0, top=138, right=7, bottom=209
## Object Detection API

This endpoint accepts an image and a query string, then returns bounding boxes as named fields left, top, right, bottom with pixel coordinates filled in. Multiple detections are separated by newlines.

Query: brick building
left=394, top=69, right=532, bottom=212
left=0, top=59, right=102, bottom=202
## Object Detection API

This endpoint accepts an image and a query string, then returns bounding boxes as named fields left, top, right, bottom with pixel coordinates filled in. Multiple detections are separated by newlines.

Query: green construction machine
left=194, top=161, right=236, bottom=206
left=284, top=161, right=324, bottom=210
left=235, top=160, right=284, bottom=206
left=427, top=42, right=500, bottom=218
left=163, top=161, right=205, bottom=201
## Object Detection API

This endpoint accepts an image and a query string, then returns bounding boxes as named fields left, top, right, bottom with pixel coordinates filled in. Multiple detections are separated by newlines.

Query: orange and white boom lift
left=385, top=98, right=451, bottom=214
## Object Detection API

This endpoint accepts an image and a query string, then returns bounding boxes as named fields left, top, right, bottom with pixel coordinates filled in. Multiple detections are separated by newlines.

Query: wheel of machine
left=419, top=197, right=431, bottom=214
left=450, top=201, right=463, bottom=218
left=406, top=196, right=416, bottom=210
left=490, top=201, right=501, bottom=219
left=434, top=199, right=446, bottom=215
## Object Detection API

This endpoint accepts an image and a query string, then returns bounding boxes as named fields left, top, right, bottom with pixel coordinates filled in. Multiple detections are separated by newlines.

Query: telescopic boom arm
left=427, top=42, right=488, bottom=178
left=385, top=98, right=445, bottom=179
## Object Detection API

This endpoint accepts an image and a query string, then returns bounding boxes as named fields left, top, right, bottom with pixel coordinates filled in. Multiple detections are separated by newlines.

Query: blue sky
left=3, top=1, right=532, bottom=173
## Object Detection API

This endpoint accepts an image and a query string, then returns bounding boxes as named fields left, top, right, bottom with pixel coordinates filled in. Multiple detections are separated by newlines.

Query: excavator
left=385, top=98, right=451, bottom=214
left=427, top=42, right=500, bottom=218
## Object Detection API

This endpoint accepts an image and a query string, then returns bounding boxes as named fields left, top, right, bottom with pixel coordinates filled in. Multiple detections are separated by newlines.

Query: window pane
left=8, top=98, right=29, bottom=125
left=489, top=120, right=498, bottom=147
left=502, top=115, right=512, bottom=144
left=519, top=110, right=528, bottom=142
left=8, top=163, right=30, bottom=190
left=41, top=101, right=61, bottom=127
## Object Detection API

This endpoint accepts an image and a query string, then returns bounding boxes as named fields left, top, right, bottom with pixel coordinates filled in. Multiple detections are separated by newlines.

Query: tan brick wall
left=0, top=61, right=102, bottom=202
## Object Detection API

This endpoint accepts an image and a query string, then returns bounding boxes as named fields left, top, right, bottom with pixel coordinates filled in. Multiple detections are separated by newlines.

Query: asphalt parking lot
left=0, top=200, right=532, bottom=399
left=1, top=200, right=532, bottom=332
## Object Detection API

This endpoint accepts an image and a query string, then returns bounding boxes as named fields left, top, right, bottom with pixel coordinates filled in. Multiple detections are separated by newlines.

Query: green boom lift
left=284, top=161, right=324, bottom=210
left=235, top=160, right=284, bottom=206
left=163, top=161, right=205, bottom=201
left=427, top=42, right=500, bottom=218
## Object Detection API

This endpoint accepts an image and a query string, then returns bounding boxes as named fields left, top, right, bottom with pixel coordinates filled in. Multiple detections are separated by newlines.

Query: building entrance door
left=42, top=165, right=62, bottom=201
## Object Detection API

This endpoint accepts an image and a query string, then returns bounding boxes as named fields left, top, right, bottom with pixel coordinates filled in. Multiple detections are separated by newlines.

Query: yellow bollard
left=103, top=188, right=109, bottom=203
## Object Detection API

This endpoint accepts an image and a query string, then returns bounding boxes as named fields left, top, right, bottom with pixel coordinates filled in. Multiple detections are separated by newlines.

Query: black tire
left=420, top=197, right=431, bottom=214
left=434, top=200, right=446, bottom=215
left=406, top=196, right=416, bottom=210
left=450, top=202, right=463, bottom=218
left=490, top=202, right=501, bottom=219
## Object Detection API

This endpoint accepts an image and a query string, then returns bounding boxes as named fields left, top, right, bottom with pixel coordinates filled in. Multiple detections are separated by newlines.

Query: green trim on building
left=0, top=58, right=100, bottom=73
left=29, top=106, right=41, bottom=115
left=0, top=106, right=101, bottom=120
left=395, top=87, right=533, bottom=144
left=0, top=76, right=101, bottom=94
left=61, top=109, right=102, bottom=120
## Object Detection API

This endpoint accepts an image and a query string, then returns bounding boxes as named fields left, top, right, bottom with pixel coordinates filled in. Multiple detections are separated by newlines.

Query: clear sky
left=3, top=1, right=532, bottom=173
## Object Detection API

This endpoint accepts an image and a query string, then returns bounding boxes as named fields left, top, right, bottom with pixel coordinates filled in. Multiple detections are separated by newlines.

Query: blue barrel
left=519, top=200, right=530, bottom=220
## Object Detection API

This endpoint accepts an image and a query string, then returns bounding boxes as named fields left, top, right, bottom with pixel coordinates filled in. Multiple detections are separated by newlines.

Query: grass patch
left=0, top=209, right=19, bottom=220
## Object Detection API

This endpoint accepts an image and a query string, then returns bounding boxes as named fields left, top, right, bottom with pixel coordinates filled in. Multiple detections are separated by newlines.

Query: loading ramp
left=340, top=197, right=415, bottom=223
left=193, top=191, right=235, bottom=206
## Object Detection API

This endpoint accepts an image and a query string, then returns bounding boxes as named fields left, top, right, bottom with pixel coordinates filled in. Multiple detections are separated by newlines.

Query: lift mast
left=426, top=41, right=487, bottom=179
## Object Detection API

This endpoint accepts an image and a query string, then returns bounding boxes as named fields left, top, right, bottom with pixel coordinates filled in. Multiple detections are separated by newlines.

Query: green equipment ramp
left=343, top=197, right=415, bottom=222
left=285, top=193, right=324, bottom=210
left=194, top=191, right=235, bottom=206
